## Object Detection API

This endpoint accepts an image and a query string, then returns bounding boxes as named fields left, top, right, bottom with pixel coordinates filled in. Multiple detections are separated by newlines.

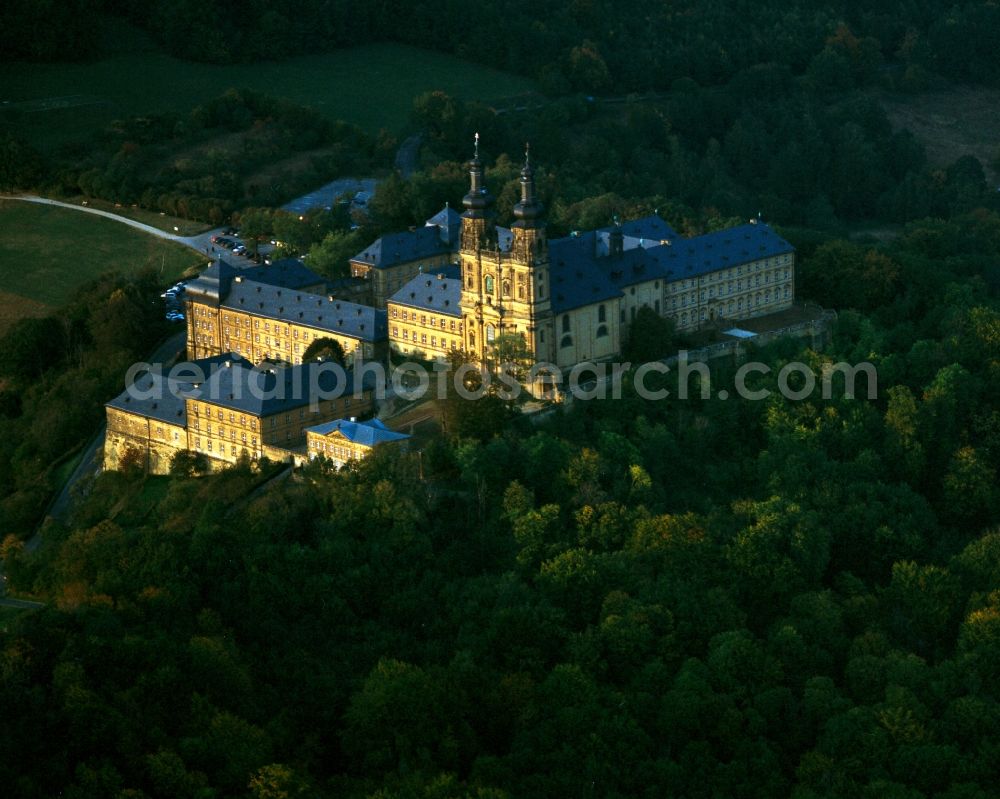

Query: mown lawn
left=0, top=200, right=204, bottom=309
left=0, top=43, right=537, bottom=147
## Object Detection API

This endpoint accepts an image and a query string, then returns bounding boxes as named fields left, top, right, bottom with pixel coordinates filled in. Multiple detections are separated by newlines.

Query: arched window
left=485, top=275, right=495, bottom=293
left=728, top=300, right=734, bottom=314
left=560, top=335, right=573, bottom=348
left=598, top=304, right=606, bottom=323
left=561, top=314, right=571, bottom=333
left=596, top=325, right=608, bottom=338
left=486, top=325, right=496, bottom=343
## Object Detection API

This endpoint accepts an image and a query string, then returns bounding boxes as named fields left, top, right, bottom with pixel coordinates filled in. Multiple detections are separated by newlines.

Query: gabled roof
left=388, top=265, right=462, bottom=317
left=195, top=359, right=375, bottom=417
left=654, top=223, right=794, bottom=281
left=496, top=226, right=514, bottom=252
left=306, top=417, right=410, bottom=447
left=223, top=279, right=387, bottom=342
left=185, top=258, right=239, bottom=304
left=425, top=205, right=462, bottom=246
left=546, top=221, right=793, bottom=312
left=548, top=233, right=624, bottom=313
left=605, top=215, right=679, bottom=242
left=350, top=226, right=452, bottom=269
left=242, top=258, right=325, bottom=290
left=105, top=354, right=244, bottom=424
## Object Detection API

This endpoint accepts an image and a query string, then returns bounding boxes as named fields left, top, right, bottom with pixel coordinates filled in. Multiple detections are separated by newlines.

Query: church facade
left=385, top=138, right=796, bottom=369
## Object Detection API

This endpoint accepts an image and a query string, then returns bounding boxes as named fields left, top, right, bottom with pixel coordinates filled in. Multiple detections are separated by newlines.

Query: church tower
left=507, top=143, right=553, bottom=363
left=459, top=139, right=553, bottom=367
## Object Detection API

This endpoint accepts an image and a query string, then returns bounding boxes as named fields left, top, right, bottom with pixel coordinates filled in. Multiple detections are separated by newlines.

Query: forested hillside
left=5, top=0, right=1000, bottom=93
left=4, top=2, right=1000, bottom=796
left=3, top=211, right=1000, bottom=797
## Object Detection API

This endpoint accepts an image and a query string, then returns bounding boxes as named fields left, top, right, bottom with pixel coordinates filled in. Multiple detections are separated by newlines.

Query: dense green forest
left=4, top=2, right=1000, bottom=796
left=4, top=0, right=1000, bottom=92
left=0, top=270, right=173, bottom=537
left=3, top=0, right=1000, bottom=235
left=3, top=209, right=1000, bottom=796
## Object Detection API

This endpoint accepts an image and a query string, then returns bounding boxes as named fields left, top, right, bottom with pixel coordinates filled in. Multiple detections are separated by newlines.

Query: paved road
left=46, top=330, right=188, bottom=525
left=4, top=195, right=264, bottom=268
left=0, top=596, right=46, bottom=610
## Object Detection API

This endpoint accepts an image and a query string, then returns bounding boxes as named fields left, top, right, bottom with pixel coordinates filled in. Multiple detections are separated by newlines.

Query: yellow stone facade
left=186, top=275, right=385, bottom=365
left=385, top=141, right=796, bottom=371
left=104, top=359, right=376, bottom=475
left=665, top=252, right=795, bottom=331
left=306, top=423, right=408, bottom=468
left=185, top=391, right=373, bottom=466
left=352, top=252, right=453, bottom=308
left=105, top=407, right=187, bottom=475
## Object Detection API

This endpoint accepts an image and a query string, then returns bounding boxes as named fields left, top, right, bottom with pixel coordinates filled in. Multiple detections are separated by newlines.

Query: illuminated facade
left=386, top=138, right=795, bottom=368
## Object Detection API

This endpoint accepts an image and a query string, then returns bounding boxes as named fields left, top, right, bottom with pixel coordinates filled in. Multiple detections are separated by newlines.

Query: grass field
left=61, top=197, right=212, bottom=237
left=0, top=200, right=203, bottom=327
left=0, top=43, right=537, bottom=147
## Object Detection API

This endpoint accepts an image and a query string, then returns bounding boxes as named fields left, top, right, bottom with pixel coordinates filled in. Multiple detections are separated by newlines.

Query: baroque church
left=384, top=136, right=796, bottom=369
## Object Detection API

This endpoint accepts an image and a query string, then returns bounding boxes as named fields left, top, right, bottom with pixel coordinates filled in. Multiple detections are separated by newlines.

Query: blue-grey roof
left=547, top=221, right=792, bottom=313
left=223, top=279, right=387, bottom=342
left=194, top=359, right=375, bottom=417
left=425, top=205, right=462, bottom=246
left=242, top=258, right=325, bottom=290
left=351, top=226, right=452, bottom=269
left=602, top=215, right=679, bottom=242
left=105, top=354, right=245, bottom=425
left=653, top=223, right=793, bottom=280
left=387, top=265, right=462, bottom=317
left=496, top=226, right=514, bottom=252
left=306, top=417, right=410, bottom=446
left=185, top=258, right=239, bottom=304
left=548, top=234, right=624, bottom=313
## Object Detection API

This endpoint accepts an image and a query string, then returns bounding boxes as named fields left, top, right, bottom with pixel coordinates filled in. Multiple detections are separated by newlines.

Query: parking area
left=161, top=279, right=188, bottom=322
